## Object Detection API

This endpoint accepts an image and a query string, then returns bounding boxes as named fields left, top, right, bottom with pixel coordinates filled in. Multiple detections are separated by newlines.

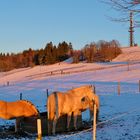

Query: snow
left=113, top=46, right=140, bottom=62
left=63, top=57, right=73, bottom=64
left=0, top=47, right=140, bottom=139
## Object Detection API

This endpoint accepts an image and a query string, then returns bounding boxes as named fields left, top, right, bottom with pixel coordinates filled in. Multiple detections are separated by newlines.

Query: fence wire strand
left=51, top=107, right=140, bottom=140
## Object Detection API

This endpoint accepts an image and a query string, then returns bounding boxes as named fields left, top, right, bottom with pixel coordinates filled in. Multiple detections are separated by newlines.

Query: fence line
left=94, top=81, right=140, bottom=96
left=14, top=59, right=140, bottom=80
left=51, top=107, right=140, bottom=140
left=0, top=81, right=139, bottom=139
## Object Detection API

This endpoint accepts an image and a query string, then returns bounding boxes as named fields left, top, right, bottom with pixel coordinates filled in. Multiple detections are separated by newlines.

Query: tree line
left=72, top=40, right=121, bottom=63
left=0, top=40, right=121, bottom=72
left=0, top=41, right=73, bottom=72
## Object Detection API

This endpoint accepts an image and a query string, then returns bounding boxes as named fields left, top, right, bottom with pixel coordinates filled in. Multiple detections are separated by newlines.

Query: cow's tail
left=54, top=92, right=59, bottom=120
left=47, top=93, right=59, bottom=120
left=51, top=92, right=59, bottom=135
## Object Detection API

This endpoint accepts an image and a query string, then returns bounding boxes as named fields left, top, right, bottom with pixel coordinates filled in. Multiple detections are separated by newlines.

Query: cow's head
left=81, top=96, right=90, bottom=110
left=89, top=94, right=100, bottom=121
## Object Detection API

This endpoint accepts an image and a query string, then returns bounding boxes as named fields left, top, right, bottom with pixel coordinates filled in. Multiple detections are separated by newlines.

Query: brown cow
left=0, top=100, right=39, bottom=120
left=67, top=85, right=100, bottom=120
left=89, top=94, right=100, bottom=121
left=0, top=100, right=39, bottom=132
left=47, top=85, right=100, bottom=135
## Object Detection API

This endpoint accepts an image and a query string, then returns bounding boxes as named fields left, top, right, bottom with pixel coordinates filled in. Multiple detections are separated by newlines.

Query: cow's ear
left=81, top=96, right=89, bottom=103
left=81, top=96, right=89, bottom=102
left=81, top=97, right=86, bottom=102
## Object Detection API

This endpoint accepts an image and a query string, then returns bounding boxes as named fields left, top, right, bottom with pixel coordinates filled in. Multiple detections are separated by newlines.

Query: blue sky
left=0, top=0, right=139, bottom=53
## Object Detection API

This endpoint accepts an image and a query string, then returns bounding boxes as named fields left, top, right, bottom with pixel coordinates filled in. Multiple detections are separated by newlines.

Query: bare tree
left=101, top=0, right=140, bottom=46
left=102, top=0, right=140, bottom=26
left=104, top=0, right=140, bottom=12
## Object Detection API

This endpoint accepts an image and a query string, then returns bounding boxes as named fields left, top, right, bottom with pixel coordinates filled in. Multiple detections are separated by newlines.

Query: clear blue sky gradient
left=0, top=0, right=140, bottom=53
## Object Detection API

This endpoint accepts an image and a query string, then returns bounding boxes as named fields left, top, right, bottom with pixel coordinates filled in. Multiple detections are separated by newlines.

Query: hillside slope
left=1, top=46, right=140, bottom=85
left=0, top=47, right=140, bottom=139
left=113, top=46, right=140, bottom=62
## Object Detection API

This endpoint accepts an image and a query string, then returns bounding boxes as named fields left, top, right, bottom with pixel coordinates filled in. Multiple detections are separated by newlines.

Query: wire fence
left=50, top=107, right=140, bottom=140
left=44, top=80, right=140, bottom=140
left=94, top=81, right=140, bottom=95
left=0, top=60, right=140, bottom=139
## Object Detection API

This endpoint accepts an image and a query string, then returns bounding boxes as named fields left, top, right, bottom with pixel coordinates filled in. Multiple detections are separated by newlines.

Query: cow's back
left=68, top=85, right=93, bottom=97
left=47, top=91, right=82, bottom=119
left=58, top=93, right=78, bottom=114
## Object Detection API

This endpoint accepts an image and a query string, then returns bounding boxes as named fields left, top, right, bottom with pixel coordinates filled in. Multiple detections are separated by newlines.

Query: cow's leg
left=52, top=116, right=57, bottom=135
left=47, top=119, right=50, bottom=135
left=89, top=109, right=93, bottom=121
left=73, top=111, right=81, bottom=130
left=15, top=118, right=20, bottom=132
left=96, top=109, right=99, bottom=121
left=89, top=107, right=99, bottom=122
left=15, top=117, right=23, bottom=133
left=52, top=92, right=59, bottom=135
left=67, top=112, right=72, bottom=131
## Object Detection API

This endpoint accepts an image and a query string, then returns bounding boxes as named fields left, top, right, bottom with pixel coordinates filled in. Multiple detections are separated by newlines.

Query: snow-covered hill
left=0, top=46, right=140, bottom=139
left=113, top=46, right=140, bottom=62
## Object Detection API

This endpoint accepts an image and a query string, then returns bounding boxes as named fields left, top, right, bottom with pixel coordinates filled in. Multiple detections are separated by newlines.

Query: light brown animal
left=47, top=85, right=100, bottom=135
left=67, top=85, right=100, bottom=120
left=0, top=100, right=39, bottom=120
left=89, top=94, right=100, bottom=120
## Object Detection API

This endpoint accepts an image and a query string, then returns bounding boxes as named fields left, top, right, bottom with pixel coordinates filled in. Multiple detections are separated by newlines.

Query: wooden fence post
left=93, top=85, right=96, bottom=94
left=127, top=60, right=130, bottom=71
left=15, top=119, right=18, bottom=132
left=46, top=89, right=49, bottom=98
left=139, top=80, right=140, bottom=92
left=118, top=82, right=120, bottom=95
left=61, top=70, right=63, bottom=74
left=93, top=104, right=97, bottom=140
left=36, top=118, right=42, bottom=140
left=7, top=81, right=9, bottom=86
left=46, top=88, right=49, bottom=134
left=20, top=93, right=22, bottom=100
left=15, top=118, right=22, bottom=133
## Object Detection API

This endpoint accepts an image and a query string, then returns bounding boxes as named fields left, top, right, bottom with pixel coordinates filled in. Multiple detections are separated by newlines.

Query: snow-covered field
left=0, top=47, right=140, bottom=139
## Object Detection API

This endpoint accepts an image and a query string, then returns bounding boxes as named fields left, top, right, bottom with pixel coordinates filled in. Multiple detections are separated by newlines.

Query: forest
left=0, top=40, right=121, bottom=72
